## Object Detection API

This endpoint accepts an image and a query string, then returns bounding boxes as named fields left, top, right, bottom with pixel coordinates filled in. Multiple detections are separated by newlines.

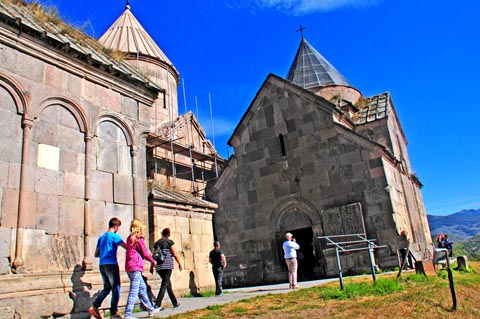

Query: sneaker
left=110, top=314, right=123, bottom=319
left=148, top=307, right=161, bottom=317
left=292, top=285, right=302, bottom=289
left=218, top=292, right=224, bottom=297
left=88, top=306, right=101, bottom=319
left=173, top=303, right=181, bottom=308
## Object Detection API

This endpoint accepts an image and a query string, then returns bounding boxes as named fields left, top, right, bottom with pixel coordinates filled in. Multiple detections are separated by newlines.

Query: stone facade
left=0, top=1, right=219, bottom=317
left=207, top=74, right=432, bottom=286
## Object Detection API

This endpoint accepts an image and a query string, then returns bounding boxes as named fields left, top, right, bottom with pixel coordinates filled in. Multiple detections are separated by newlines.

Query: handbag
left=153, top=245, right=166, bottom=264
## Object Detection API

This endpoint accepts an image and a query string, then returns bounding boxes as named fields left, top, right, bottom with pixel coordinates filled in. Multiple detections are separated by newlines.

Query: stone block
left=89, top=170, right=113, bottom=202
left=16, top=164, right=32, bottom=191
left=189, top=234, right=202, bottom=253
left=67, top=72, right=82, bottom=98
left=190, top=218, right=203, bottom=235
left=0, top=136, right=21, bottom=163
left=44, top=63, right=67, bottom=91
left=457, top=255, right=469, bottom=270
left=64, top=172, right=85, bottom=198
left=0, top=162, right=8, bottom=188
left=113, top=174, right=133, bottom=204
left=33, top=120, right=59, bottom=146
left=21, top=190, right=37, bottom=229
left=37, top=143, right=60, bottom=171
left=195, top=265, right=215, bottom=287
left=60, top=196, right=84, bottom=236
left=16, top=53, right=45, bottom=83
left=36, top=193, right=59, bottom=234
left=34, top=167, right=64, bottom=195
left=182, top=250, right=194, bottom=270
left=58, top=127, right=85, bottom=153
left=89, top=200, right=107, bottom=236
left=1, top=188, right=19, bottom=228
left=0, top=227, right=10, bottom=258
left=81, top=78, right=95, bottom=101
left=121, top=95, right=137, bottom=119
left=23, top=228, right=51, bottom=271
left=175, top=215, right=190, bottom=235
left=138, top=101, right=150, bottom=125
left=134, top=177, right=147, bottom=207
left=202, top=219, right=214, bottom=236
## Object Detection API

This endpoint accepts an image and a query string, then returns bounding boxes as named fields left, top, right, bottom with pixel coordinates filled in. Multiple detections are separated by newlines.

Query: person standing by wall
left=89, top=217, right=126, bottom=319
left=443, top=234, right=454, bottom=258
left=124, top=219, right=160, bottom=319
left=436, top=233, right=445, bottom=248
left=283, top=232, right=300, bottom=289
left=209, top=241, right=227, bottom=296
left=151, top=228, right=182, bottom=309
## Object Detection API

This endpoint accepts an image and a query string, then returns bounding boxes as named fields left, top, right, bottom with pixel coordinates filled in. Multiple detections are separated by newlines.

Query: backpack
left=153, top=246, right=165, bottom=264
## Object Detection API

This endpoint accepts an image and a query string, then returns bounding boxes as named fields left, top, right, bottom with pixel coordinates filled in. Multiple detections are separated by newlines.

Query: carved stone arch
left=271, top=197, right=321, bottom=234
left=94, top=113, right=134, bottom=147
left=0, top=72, right=29, bottom=115
left=36, top=96, right=88, bottom=133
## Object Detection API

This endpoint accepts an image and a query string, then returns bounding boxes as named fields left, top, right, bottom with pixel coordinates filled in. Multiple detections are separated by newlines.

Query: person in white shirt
left=282, top=232, right=300, bottom=289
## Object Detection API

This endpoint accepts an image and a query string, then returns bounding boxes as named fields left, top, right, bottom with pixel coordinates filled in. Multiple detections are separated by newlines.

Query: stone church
left=0, top=1, right=222, bottom=317
left=207, top=37, right=432, bottom=286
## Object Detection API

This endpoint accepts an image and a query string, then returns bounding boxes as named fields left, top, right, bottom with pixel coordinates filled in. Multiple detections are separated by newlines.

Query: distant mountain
left=427, top=209, right=480, bottom=243
left=455, top=234, right=480, bottom=260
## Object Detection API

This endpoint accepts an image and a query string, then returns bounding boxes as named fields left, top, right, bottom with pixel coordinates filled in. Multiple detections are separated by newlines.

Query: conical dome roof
left=98, top=3, right=175, bottom=69
left=286, top=38, right=351, bottom=89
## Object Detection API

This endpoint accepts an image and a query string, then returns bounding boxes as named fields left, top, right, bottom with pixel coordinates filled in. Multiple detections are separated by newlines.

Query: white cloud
left=230, top=0, right=382, bottom=15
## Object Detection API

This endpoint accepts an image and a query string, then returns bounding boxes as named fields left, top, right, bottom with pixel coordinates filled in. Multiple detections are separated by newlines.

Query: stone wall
left=150, top=196, right=217, bottom=295
left=0, top=5, right=163, bottom=315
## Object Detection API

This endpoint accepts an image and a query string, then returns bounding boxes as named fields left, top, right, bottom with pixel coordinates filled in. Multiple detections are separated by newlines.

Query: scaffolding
left=146, top=111, right=224, bottom=198
left=317, top=233, right=387, bottom=289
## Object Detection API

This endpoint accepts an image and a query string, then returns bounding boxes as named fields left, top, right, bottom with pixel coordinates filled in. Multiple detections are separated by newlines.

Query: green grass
left=162, top=261, right=480, bottom=319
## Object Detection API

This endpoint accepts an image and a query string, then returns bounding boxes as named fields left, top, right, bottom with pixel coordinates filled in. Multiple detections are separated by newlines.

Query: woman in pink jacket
left=124, top=219, right=160, bottom=318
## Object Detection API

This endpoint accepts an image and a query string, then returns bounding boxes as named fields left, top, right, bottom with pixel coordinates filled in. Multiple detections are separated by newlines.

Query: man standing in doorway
left=283, top=232, right=301, bottom=289
left=209, top=241, right=227, bottom=296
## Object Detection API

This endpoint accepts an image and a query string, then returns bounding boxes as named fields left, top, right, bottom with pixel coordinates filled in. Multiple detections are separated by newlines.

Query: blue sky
left=30, top=0, right=479, bottom=216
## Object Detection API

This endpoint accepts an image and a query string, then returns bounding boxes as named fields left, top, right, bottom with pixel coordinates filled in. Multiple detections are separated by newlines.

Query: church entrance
left=286, top=227, right=315, bottom=281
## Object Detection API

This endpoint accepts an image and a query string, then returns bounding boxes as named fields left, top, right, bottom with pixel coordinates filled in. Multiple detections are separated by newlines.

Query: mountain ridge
left=427, top=208, right=480, bottom=243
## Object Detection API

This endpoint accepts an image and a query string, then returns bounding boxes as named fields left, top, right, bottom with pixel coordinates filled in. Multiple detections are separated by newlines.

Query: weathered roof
left=0, top=1, right=160, bottom=92
left=151, top=187, right=218, bottom=209
left=286, top=38, right=351, bottom=89
left=98, top=3, right=177, bottom=73
left=354, top=92, right=389, bottom=125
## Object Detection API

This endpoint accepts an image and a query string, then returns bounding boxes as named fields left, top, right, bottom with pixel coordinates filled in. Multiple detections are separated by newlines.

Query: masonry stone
left=35, top=167, right=65, bottom=195
left=113, top=174, right=133, bottom=204
left=89, top=170, right=113, bottom=202
left=36, top=193, right=60, bottom=234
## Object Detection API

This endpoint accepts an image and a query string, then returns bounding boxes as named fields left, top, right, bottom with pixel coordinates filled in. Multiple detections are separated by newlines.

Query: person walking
left=124, top=219, right=160, bottom=319
left=89, top=217, right=126, bottom=319
left=283, top=232, right=300, bottom=289
left=209, top=241, right=227, bottom=296
left=151, top=228, right=182, bottom=309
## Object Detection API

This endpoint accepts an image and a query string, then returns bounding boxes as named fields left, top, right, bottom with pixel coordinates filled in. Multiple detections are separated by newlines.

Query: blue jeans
left=212, top=265, right=224, bottom=295
left=93, top=264, right=121, bottom=315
